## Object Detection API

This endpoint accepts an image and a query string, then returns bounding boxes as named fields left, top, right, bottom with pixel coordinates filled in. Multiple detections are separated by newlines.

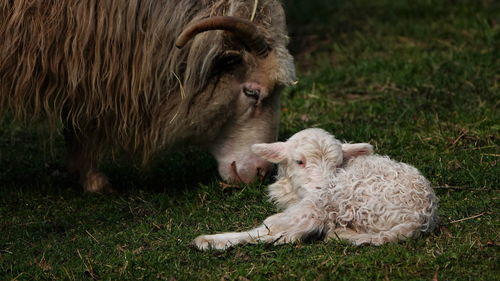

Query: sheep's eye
left=216, top=50, right=243, bottom=70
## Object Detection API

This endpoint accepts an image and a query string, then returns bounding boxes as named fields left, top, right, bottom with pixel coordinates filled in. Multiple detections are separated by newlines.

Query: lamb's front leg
left=193, top=213, right=284, bottom=251
left=193, top=200, right=326, bottom=251
left=268, top=178, right=301, bottom=210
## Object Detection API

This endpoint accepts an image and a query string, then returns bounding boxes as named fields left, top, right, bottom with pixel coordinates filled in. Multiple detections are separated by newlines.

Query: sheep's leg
left=64, top=126, right=113, bottom=193
left=329, top=223, right=421, bottom=246
left=193, top=200, right=326, bottom=251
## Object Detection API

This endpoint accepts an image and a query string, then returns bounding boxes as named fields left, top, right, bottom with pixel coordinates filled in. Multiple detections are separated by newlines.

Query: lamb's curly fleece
left=193, top=128, right=439, bottom=250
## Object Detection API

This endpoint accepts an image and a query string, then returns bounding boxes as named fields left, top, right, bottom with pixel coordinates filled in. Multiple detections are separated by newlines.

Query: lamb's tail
left=328, top=223, right=423, bottom=246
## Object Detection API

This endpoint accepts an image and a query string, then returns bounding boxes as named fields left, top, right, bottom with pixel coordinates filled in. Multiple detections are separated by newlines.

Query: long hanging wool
left=0, top=0, right=295, bottom=162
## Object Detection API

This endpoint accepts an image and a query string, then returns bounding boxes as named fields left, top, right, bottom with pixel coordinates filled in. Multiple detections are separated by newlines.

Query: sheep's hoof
left=83, top=170, right=115, bottom=193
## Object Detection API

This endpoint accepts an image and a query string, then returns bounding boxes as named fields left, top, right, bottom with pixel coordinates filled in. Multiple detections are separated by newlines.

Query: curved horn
left=175, top=16, right=270, bottom=57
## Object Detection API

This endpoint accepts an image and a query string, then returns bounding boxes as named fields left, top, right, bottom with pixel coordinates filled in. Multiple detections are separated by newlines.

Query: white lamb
left=194, top=128, right=439, bottom=250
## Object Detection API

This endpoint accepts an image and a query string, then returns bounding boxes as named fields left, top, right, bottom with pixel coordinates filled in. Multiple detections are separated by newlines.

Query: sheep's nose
left=256, top=167, right=268, bottom=180
left=243, top=86, right=261, bottom=99
left=229, top=161, right=271, bottom=184
left=242, top=82, right=268, bottom=102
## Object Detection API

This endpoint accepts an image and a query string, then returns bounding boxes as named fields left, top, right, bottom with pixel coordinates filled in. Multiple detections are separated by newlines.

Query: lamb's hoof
left=83, top=170, right=115, bottom=193
left=192, top=235, right=231, bottom=251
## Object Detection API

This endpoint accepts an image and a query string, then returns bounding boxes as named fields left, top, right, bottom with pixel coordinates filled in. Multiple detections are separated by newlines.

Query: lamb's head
left=252, top=128, right=373, bottom=195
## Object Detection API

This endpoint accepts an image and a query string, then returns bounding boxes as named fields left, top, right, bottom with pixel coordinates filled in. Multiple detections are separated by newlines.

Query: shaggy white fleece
left=193, top=128, right=439, bottom=250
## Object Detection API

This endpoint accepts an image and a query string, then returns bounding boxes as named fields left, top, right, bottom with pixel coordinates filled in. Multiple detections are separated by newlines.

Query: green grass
left=1, top=0, right=499, bottom=280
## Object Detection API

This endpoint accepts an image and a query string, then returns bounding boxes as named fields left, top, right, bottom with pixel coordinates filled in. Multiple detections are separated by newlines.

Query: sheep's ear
left=342, top=143, right=373, bottom=159
left=251, top=142, right=288, bottom=163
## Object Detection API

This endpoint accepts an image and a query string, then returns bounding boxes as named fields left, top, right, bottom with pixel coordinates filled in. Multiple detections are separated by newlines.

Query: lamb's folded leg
left=329, top=222, right=422, bottom=245
left=193, top=200, right=327, bottom=251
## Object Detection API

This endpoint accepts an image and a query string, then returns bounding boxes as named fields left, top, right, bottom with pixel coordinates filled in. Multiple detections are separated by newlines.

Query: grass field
left=1, top=0, right=499, bottom=280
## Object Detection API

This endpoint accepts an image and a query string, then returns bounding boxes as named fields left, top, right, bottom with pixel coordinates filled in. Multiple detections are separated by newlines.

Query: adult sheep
left=0, top=0, right=296, bottom=191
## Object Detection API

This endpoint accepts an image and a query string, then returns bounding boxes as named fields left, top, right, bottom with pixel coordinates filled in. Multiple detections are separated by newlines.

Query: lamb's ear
left=342, top=143, right=374, bottom=160
left=251, top=142, right=288, bottom=163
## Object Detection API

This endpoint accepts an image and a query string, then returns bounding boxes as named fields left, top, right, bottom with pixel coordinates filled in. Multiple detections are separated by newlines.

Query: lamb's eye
left=295, top=160, right=305, bottom=167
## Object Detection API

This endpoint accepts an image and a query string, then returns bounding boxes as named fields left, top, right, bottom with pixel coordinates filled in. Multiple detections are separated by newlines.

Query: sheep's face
left=252, top=128, right=373, bottom=197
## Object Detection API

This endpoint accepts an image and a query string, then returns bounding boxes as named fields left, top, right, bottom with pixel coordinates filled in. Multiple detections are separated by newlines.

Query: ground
left=0, top=0, right=498, bottom=280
